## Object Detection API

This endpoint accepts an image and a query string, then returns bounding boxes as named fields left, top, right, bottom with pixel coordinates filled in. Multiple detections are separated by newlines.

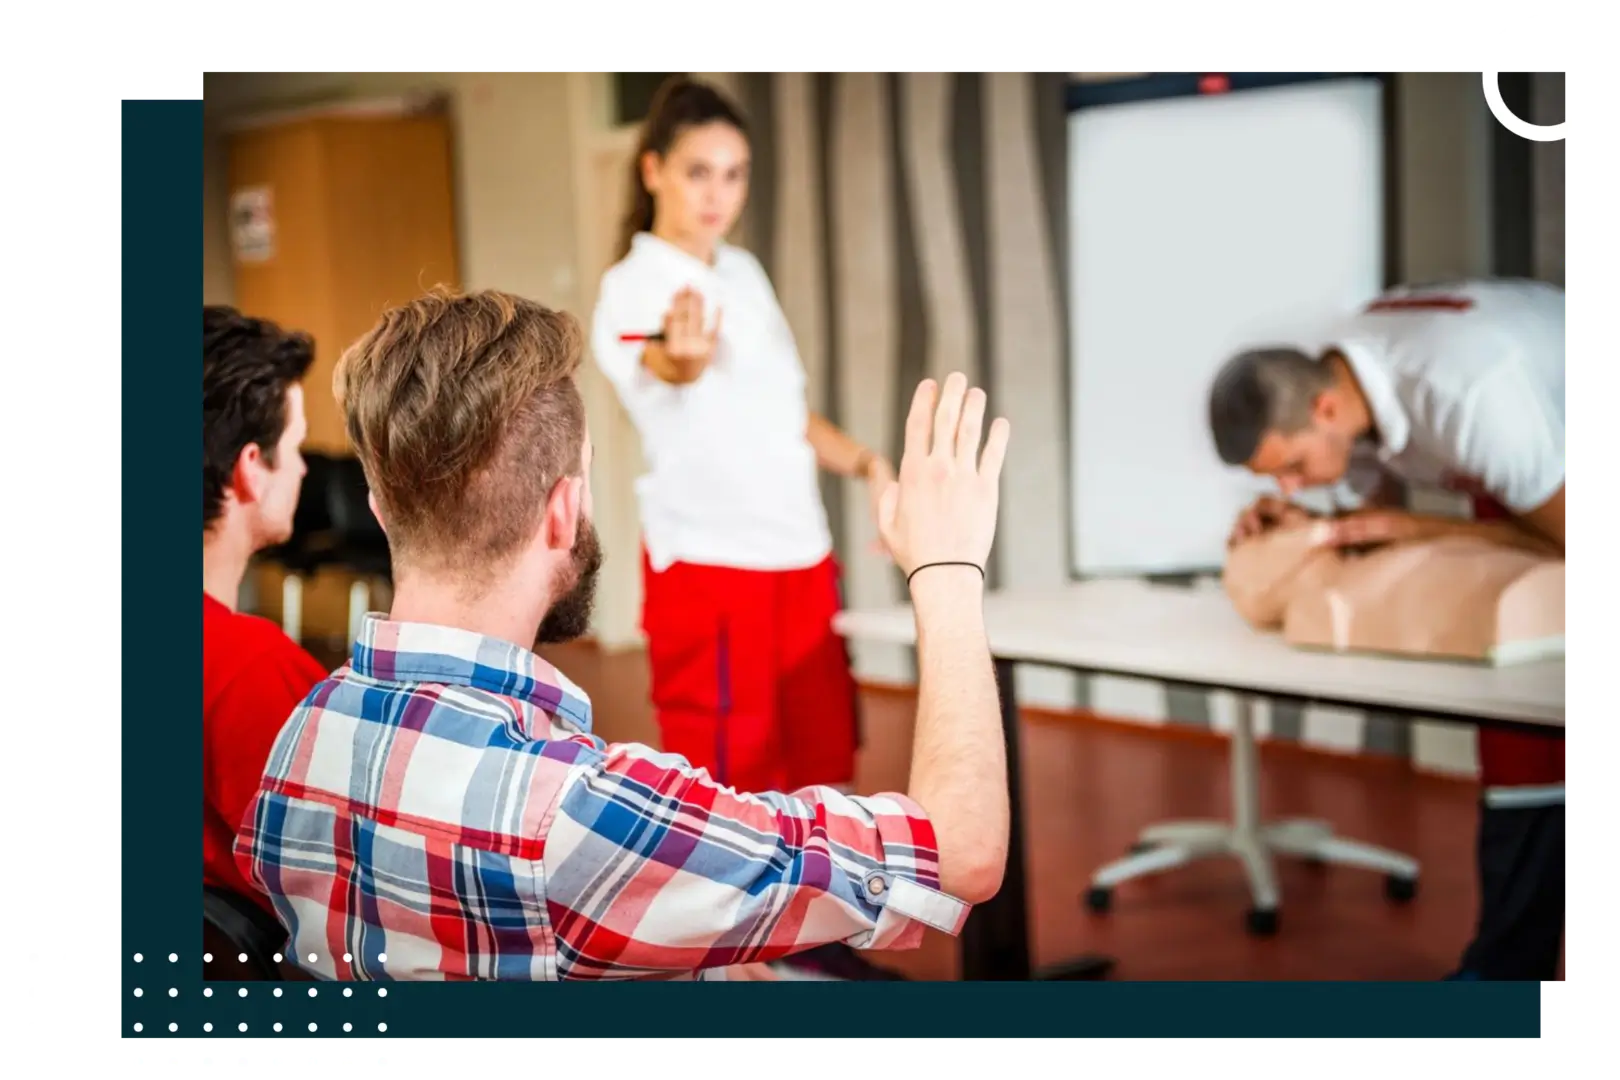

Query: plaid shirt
left=234, top=616, right=969, bottom=981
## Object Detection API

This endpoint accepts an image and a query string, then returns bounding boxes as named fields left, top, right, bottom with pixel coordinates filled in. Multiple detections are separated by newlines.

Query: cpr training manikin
left=1223, top=521, right=1564, bottom=665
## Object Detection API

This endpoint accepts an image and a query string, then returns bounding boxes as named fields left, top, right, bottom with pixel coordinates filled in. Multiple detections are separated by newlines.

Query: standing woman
left=590, top=78, right=902, bottom=978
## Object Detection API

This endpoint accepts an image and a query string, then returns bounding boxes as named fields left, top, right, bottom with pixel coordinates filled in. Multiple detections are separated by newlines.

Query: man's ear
left=1312, top=388, right=1341, bottom=426
left=541, top=475, right=583, bottom=552
left=367, top=491, right=388, bottom=535
left=230, top=443, right=267, bottom=507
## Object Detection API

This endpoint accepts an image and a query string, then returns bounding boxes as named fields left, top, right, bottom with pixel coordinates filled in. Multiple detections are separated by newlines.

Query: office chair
left=259, top=452, right=341, bottom=642
left=324, top=456, right=392, bottom=647
left=202, top=885, right=288, bottom=981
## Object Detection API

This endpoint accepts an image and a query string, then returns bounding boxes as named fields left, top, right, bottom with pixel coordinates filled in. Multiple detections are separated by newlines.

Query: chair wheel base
left=1085, top=886, right=1113, bottom=913
left=1128, top=840, right=1156, bottom=855
left=1385, top=874, right=1419, bottom=902
left=1246, top=907, right=1279, bottom=936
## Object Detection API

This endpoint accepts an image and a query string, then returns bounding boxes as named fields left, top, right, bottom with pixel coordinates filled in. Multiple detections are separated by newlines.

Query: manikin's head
left=334, top=288, right=603, bottom=644
left=618, top=76, right=751, bottom=260
left=1208, top=347, right=1369, bottom=497
left=203, top=306, right=314, bottom=552
left=1222, top=521, right=1347, bottom=627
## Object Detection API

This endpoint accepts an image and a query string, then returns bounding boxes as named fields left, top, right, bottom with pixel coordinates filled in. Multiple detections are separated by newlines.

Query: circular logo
left=1482, top=73, right=1565, bottom=142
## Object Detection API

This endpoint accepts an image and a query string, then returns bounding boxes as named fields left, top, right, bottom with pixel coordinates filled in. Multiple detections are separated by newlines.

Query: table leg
left=958, top=658, right=1115, bottom=981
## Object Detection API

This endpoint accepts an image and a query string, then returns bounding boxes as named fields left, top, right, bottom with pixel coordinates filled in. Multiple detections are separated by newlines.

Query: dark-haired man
left=203, top=305, right=328, bottom=914
left=1206, top=277, right=1565, bottom=981
left=1209, top=278, right=1563, bottom=556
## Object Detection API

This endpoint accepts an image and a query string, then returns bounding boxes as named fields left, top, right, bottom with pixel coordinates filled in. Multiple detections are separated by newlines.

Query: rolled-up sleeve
left=538, top=739, right=970, bottom=980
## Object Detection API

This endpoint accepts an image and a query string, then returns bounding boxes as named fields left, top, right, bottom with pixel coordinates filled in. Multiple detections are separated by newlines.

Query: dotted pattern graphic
left=116, top=952, right=392, bottom=1049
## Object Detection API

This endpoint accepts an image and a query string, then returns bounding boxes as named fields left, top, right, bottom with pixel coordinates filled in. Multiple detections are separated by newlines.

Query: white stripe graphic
left=24, top=984, right=114, bottom=1003
left=23, top=1055, right=115, bottom=1075
left=22, top=952, right=113, bottom=971
left=123, top=1062, right=395, bottom=1075
left=22, top=1016, right=113, bottom=1042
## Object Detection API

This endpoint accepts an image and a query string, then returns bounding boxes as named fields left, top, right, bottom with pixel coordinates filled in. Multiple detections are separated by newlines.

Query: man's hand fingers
left=903, top=379, right=937, bottom=467
left=932, top=372, right=968, bottom=457
left=956, top=387, right=986, bottom=465
left=978, top=417, right=1010, bottom=482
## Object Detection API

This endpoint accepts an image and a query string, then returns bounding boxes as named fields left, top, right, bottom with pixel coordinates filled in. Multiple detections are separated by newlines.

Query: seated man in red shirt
left=203, top=305, right=328, bottom=914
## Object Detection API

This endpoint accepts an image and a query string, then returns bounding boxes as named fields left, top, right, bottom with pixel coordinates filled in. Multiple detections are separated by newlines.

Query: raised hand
left=877, top=373, right=1010, bottom=583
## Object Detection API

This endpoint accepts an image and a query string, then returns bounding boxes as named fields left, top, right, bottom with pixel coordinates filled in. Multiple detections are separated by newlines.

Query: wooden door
left=226, top=121, right=344, bottom=448
left=226, top=104, right=460, bottom=455
left=226, top=101, right=459, bottom=645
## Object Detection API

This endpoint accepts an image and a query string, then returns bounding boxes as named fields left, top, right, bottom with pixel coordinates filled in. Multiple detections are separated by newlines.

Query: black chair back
left=202, top=885, right=288, bottom=981
left=293, top=452, right=340, bottom=538
left=326, top=457, right=387, bottom=543
left=260, top=452, right=340, bottom=574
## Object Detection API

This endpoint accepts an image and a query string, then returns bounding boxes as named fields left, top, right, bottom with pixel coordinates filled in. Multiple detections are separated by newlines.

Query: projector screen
left=1067, top=77, right=1385, bottom=578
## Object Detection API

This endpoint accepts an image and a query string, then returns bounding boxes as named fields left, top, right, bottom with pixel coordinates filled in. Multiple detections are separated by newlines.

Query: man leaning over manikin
left=1206, top=277, right=1566, bottom=982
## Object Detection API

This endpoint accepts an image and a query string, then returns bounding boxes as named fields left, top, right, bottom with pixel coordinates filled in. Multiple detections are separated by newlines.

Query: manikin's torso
left=1223, top=523, right=1564, bottom=665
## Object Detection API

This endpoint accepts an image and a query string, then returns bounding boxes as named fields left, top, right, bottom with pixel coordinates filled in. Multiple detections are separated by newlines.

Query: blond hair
left=334, top=288, right=586, bottom=581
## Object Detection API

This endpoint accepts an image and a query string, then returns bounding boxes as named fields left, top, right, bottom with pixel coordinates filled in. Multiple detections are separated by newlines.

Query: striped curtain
left=731, top=72, right=1478, bottom=780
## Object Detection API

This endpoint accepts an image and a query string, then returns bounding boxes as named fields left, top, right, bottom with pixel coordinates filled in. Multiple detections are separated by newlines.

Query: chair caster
left=1128, top=840, right=1156, bottom=855
left=1246, top=907, right=1279, bottom=936
left=1385, top=874, right=1419, bottom=903
left=1085, top=885, right=1113, bottom=913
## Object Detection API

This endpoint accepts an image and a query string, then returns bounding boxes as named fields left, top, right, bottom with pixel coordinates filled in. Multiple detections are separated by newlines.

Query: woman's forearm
left=806, top=412, right=884, bottom=478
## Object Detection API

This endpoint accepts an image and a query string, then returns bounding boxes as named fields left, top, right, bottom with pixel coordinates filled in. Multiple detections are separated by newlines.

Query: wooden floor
left=313, top=634, right=1556, bottom=981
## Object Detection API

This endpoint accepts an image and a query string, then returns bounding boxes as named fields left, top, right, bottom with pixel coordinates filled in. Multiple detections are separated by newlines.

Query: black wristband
left=905, top=561, right=985, bottom=587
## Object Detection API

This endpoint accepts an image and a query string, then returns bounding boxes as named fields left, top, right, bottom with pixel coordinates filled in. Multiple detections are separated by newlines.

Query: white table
left=833, top=577, right=1565, bottom=980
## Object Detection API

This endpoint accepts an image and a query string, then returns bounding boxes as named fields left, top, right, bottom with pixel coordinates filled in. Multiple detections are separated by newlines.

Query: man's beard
left=536, top=515, right=603, bottom=645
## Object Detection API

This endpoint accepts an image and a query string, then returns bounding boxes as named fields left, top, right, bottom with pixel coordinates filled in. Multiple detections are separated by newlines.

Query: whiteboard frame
left=1062, top=73, right=1398, bottom=581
